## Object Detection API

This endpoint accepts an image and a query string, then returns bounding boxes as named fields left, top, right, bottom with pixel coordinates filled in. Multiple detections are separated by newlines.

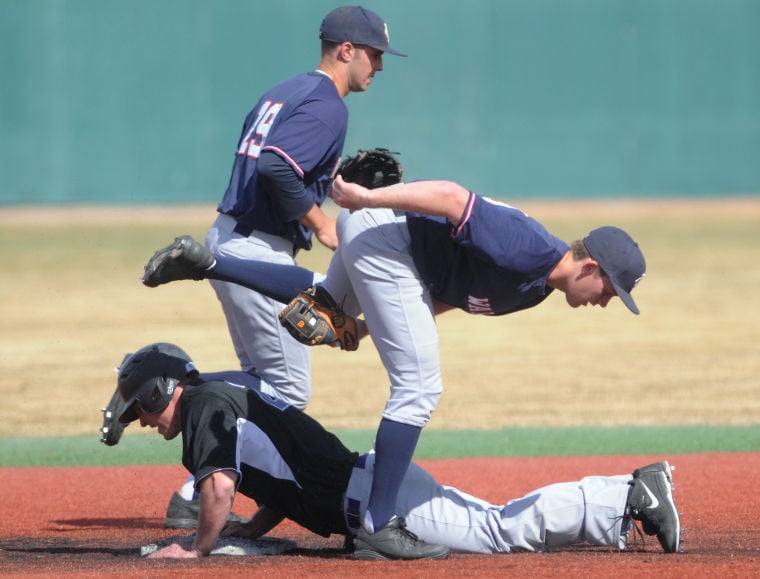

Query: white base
left=141, top=536, right=297, bottom=557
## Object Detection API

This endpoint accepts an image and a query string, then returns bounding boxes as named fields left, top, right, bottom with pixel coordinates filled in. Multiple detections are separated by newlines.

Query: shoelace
left=397, top=518, right=422, bottom=543
left=627, top=521, right=648, bottom=551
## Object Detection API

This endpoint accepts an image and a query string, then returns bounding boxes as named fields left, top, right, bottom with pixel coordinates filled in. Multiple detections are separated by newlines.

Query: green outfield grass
left=1, top=425, right=757, bottom=467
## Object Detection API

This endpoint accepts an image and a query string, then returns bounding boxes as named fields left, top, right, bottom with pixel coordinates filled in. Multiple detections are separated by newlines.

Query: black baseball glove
left=338, top=148, right=403, bottom=189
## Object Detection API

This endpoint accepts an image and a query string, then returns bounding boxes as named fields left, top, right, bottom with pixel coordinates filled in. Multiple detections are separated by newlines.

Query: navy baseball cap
left=583, top=226, right=646, bottom=315
left=319, top=6, right=407, bottom=57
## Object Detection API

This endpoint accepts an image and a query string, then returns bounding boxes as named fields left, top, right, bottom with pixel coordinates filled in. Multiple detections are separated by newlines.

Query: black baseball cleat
left=100, top=388, right=128, bottom=446
left=353, top=516, right=450, bottom=560
left=627, top=461, right=681, bottom=553
left=142, top=235, right=215, bottom=287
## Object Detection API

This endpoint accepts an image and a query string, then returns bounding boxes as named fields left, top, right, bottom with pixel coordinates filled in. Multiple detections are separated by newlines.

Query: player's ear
left=580, top=260, right=600, bottom=278
left=337, top=41, right=355, bottom=62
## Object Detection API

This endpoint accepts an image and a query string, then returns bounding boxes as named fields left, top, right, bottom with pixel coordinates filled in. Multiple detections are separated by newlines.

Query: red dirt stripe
left=2, top=453, right=758, bottom=577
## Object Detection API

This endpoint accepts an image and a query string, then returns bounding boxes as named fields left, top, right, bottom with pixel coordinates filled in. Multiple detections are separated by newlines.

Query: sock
left=211, top=256, right=314, bottom=304
left=365, top=418, right=422, bottom=531
left=179, top=476, right=196, bottom=501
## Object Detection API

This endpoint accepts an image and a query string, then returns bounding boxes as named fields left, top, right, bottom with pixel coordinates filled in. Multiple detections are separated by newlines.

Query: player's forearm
left=379, top=181, right=469, bottom=224
left=299, top=203, right=333, bottom=235
left=221, top=504, right=286, bottom=540
left=191, top=472, right=238, bottom=556
left=247, top=505, right=286, bottom=537
left=333, top=177, right=470, bottom=225
left=191, top=498, right=231, bottom=555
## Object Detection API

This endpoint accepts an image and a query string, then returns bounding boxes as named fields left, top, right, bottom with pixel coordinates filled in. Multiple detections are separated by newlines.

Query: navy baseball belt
left=232, top=222, right=255, bottom=237
left=230, top=220, right=299, bottom=257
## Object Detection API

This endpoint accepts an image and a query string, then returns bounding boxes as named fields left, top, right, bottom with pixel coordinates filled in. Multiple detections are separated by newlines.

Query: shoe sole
left=142, top=237, right=188, bottom=287
left=353, top=548, right=393, bottom=561
left=99, top=421, right=125, bottom=446
left=657, top=461, right=675, bottom=488
left=353, top=548, right=450, bottom=561
left=100, top=389, right=127, bottom=446
left=653, top=470, right=681, bottom=552
left=634, top=461, right=675, bottom=488
left=163, top=518, right=198, bottom=529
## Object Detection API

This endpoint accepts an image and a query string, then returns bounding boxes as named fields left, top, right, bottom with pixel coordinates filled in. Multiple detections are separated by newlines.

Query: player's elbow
left=208, top=469, right=239, bottom=500
left=436, top=181, right=470, bottom=224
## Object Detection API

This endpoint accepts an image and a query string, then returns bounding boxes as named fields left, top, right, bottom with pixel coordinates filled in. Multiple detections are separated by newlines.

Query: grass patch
left=2, top=425, right=758, bottom=467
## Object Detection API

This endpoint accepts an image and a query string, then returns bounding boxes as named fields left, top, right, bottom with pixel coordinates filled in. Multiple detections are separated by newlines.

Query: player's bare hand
left=330, top=175, right=370, bottom=212
left=313, top=218, right=338, bottom=251
left=147, top=541, right=202, bottom=559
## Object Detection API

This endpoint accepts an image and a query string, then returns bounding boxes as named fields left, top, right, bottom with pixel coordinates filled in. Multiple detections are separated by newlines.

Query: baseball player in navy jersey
left=111, top=342, right=680, bottom=559
left=141, top=177, right=647, bottom=559
left=206, top=5, right=406, bottom=412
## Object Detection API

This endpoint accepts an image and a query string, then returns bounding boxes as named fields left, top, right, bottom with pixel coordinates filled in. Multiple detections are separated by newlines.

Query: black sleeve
left=181, top=390, right=241, bottom=487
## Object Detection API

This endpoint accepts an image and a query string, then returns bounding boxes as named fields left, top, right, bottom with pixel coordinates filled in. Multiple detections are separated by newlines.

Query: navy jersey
left=216, top=71, right=348, bottom=250
left=180, top=380, right=358, bottom=537
left=407, top=193, right=569, bottom=315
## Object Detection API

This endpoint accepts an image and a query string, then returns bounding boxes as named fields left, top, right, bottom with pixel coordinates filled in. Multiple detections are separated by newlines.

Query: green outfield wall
left=2, top=0, right=759, bottom=204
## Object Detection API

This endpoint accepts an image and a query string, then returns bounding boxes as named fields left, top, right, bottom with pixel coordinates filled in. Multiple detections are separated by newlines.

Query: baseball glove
left=338, top=148, right=403, bottom=189
left=100, top=386, right=128, bottom=446
left=279, top=286, right=359, bottom=351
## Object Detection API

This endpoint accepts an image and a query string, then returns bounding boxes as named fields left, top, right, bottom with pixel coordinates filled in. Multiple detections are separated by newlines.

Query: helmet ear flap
left=135, top=377, right=179, bottom=415
left=149, top=384, right=164, bottom=405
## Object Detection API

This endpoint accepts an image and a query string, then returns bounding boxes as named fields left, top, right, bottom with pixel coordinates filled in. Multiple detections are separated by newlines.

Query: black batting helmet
left=116, top=342, right=198, bottom=424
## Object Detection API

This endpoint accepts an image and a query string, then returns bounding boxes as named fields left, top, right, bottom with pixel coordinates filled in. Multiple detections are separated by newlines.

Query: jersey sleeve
left=181, top=391, right=242, bottom=488
left=256, top=150, right=312, bottom=222
left=453, top=195, right=569, bottom=275
left=261, top=95, right=347, bottom=222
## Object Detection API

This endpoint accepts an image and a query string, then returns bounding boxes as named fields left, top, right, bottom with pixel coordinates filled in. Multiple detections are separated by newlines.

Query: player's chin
left=162, top=428, right=181, bottom=441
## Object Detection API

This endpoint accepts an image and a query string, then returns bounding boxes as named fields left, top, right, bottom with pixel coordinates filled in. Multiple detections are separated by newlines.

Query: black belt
left=233, top=222, right=255, bottom=237
left=232, top=221, right=300, bottom=257
left=345, top=454, right=369, bottom=531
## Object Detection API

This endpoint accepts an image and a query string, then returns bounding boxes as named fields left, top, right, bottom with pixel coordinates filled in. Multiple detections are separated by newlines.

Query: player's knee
left=383, top=389, right=441, bottom=427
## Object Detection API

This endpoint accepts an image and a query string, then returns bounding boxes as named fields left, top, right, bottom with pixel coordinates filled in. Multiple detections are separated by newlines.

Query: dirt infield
left=2, top=452, right=758, bottom=577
